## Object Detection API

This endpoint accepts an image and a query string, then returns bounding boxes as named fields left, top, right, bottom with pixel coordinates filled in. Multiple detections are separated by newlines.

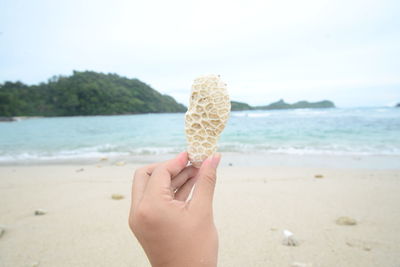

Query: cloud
left=0, top=0, right=399, bottom=107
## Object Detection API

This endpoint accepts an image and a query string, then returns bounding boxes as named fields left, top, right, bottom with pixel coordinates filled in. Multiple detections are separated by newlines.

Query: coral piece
left=185, top=75, right=230, bottom=167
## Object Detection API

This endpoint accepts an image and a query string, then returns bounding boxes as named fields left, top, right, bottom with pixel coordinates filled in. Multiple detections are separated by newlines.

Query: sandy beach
left=1, top=154, right=400, bottom=267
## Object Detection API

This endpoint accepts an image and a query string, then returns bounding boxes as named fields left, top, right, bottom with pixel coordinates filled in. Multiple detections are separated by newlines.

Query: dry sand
left=0, top=156, right=400, bottom=267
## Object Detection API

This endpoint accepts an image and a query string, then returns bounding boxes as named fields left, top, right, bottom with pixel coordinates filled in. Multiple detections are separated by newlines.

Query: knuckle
left=133, top=167, right=149, bottom=182
left=134, top=167, right=146, bottom=176
left=128, top=214, right=136, bottom=232
left=132, top=203, right=160, bottom=228
left=129, top=207, right=149, bottom=234
left=134, top=205, right=150, bottom=222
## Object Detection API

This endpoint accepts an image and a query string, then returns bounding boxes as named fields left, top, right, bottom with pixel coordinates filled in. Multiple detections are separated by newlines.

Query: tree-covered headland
left=0, top=71, right=186, bottom=117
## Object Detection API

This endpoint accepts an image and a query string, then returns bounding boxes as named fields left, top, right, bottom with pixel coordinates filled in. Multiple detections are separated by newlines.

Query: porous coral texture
left=185, top=75, right=230, bottom=167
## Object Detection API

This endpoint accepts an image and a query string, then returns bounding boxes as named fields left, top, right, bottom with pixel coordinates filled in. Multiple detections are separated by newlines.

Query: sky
left=1, top=0, right=399, bottom=107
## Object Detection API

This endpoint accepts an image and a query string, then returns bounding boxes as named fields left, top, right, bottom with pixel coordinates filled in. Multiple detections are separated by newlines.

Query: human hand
left=129, top=152, right=221, bottom=267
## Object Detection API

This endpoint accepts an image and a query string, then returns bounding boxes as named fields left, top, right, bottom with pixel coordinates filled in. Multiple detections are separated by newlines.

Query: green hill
left=230, top=99, right=335, bottom=111
left=254, top=99, right=335, bottom=110
left=231, top=101, right=252, bottom=111
left=0, top=71, right=186, bottom=117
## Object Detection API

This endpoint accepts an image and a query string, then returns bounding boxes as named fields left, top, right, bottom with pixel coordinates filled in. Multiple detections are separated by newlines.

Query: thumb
left=191, top=153, right=221, bottom=210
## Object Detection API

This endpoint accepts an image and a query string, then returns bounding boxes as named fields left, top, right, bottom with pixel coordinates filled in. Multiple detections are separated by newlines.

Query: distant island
left=0, top=71, right=186, bottom=117
left=230, top=101, right=253, bottom=111
left=396, top=103, right=400, bottom=107
left=231, top=99, right=335, bottom=111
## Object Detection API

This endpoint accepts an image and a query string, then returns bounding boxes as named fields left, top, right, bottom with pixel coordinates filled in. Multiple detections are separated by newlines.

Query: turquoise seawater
left=0, top=107, right=399, bottom=163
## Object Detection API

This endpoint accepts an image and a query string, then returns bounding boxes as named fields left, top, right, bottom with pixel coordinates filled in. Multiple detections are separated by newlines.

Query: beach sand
left=1, top=155, right=400, bottom=267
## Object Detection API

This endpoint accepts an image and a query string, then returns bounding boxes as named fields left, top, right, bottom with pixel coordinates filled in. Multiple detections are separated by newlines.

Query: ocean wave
left=217, top=143, right=400, bottom=156
left=0, top=145, right=183, bottom=163
left=1, top=143, right=400, bottom=163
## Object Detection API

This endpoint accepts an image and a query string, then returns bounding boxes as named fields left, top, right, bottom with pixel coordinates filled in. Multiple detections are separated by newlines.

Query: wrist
left=154, top=260, right=217, bottom=267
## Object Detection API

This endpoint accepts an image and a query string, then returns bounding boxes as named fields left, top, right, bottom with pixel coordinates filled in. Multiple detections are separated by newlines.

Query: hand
left=129, top=152, right=221, bottom=267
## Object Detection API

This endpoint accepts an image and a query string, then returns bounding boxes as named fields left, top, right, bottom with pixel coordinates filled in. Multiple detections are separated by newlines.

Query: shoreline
left=0, top=106, right=342, bottom=122
left=1, top=152, right=399, bottom=170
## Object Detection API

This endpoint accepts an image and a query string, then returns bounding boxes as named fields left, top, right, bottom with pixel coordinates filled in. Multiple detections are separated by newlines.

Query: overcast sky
left=1, top=0, right=399, bottom=107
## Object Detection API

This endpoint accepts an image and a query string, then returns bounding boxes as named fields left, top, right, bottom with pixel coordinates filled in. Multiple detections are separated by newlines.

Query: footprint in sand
left=346, top=239, right=372, bottom=251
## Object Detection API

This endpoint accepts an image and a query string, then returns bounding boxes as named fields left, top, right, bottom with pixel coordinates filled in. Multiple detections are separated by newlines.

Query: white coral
left=185, top=75, right=230, bottom=167
left=282, top=229, right=299, bottom=246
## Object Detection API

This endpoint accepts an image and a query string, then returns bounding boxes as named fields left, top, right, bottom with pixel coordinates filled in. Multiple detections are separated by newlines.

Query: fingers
left=190, top=153, right=221, bottom=210
left=146, top=152, right=189, bottom=195
left=171, top=166, right=199, bottom=191
left=175, top=176, right=198, bottom=201
left=131, top=162, right=159, bottom=209
left=160, top=151, right=189, bottom=178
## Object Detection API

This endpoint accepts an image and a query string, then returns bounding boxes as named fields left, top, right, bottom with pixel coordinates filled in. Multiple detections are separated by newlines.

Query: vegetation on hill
left=0, top=71, right=186, bottom=117
left=256, top=99, right=335, bottom=110
left=230, top=101, right=253, bottom=111
left=231, top=99, right=335, bottom=111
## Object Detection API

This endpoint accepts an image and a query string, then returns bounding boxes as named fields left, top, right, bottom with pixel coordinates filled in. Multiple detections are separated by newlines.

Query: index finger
left=131, top=162, right=159, bottom=209
left=146, top=152, right=189, bottom=196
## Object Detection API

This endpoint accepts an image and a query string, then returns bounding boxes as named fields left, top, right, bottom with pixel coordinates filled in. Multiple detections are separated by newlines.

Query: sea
left=0, top=107, right=399, bottom=164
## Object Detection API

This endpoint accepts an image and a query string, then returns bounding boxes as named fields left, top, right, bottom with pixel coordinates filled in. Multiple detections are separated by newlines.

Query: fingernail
left=211, top=153, right=221, bottom=168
